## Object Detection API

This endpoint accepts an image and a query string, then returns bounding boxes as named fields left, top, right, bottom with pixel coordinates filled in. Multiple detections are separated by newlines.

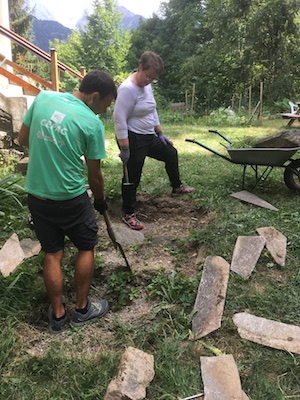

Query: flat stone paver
left=192, top=256, right=230, bottom=339
left=200, top=354, right=249, bottom=399
left=233, top=312, right=300, bottom=354
left=112, top=224, right=145, bottom=247
left=231, top=236, right=266, bottom=279
left=104, top=346, right=154, bottom=400
left=19, top=238, right=41, bottom=258
left=256, top=226, right=286, bottom=266
left=0, top=233, right=24, bottom=277
left=231, top=190, right=278, bottom=211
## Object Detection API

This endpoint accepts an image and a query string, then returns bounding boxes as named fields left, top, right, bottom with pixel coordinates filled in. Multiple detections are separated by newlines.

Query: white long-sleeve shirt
left=114, top=75, right=160, bottom=140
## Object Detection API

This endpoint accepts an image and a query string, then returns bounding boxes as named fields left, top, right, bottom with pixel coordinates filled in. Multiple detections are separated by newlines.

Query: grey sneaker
left=48, top=296, right=67, bottom=335
left=70, top=297, right=109, bottom=328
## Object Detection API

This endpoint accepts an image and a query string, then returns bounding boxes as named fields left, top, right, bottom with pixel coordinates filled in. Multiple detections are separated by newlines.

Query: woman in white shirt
left=114, top=51, right=195, bottom=230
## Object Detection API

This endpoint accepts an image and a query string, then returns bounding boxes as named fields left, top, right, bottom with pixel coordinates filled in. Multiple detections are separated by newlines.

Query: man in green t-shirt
left=18, top=70, right=117, bottom=334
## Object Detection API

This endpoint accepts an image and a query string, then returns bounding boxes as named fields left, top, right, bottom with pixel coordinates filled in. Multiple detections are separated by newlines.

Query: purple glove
left=119, top=146, right=130, bottom=163
left=157, top=131, right=173, bottom=146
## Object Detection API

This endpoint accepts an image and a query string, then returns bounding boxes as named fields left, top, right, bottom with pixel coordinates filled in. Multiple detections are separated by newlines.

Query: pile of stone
left=0, top=204, right=296, bottom=399
left=190, top=222, right=294, bottom=399
left=103, top=221, right=291, bottom=399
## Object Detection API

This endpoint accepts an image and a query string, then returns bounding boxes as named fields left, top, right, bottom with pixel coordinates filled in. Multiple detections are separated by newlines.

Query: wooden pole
left=190, top=83, right=195, bottom=120
left=0, top=0, right=13, bottom=84
left=238, top=93, right=242, bottom=113
left=231, top=95, right=235, bottom=110
left=80, top=66, right=86, bottom=77
left=248, top=100, right=260, bottom=124
left=50, top=48, right=59, bottom=91
left=185, top=89, right=188, bottom=113
left=259, top=81, right=263, bottom=122
left=248, top=85, right=252, bottom=116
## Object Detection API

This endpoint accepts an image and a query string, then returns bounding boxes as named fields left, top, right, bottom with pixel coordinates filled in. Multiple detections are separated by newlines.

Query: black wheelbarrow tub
left=226, top=146, right=300, bottom=166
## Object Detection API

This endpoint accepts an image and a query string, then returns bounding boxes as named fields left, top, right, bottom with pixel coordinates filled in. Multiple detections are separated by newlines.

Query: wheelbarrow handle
left=209, top=129, right=233, bottom=145
left=185, top=138, right=232, bottom=162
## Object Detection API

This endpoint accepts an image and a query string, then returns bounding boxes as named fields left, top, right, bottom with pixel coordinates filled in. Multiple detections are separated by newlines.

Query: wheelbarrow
left=185, top=129, right=300, bottom=192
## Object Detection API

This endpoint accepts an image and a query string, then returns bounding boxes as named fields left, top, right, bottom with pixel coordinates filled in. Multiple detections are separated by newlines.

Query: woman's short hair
left=139, top=51, right=164, bottom=75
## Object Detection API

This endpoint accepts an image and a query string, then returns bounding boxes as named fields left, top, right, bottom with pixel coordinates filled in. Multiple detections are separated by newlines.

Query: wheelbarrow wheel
left=284, top=159, right=300, bottom=192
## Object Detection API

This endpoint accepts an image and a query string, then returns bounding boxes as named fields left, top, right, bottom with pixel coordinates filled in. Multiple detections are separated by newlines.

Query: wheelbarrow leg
left=242, top=165, right=247, bottom=189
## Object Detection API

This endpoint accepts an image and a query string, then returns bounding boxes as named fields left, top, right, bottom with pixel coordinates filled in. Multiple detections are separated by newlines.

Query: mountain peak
left=29, top=2, right=56, bottom=21
left=28, top=0, right=146, bottom=30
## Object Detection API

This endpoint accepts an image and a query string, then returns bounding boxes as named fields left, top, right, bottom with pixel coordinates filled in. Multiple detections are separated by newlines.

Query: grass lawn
left=1, top=118, right=300, bottom=399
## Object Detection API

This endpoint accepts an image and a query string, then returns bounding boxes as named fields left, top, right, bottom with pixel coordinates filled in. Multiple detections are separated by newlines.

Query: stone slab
left=255, top=130, right=300, bottom=147
left=19, top=238, right=41, bottom=258
left=256, top=226, right=286, bottom=266
left=233, top=312, right=300, bottom=354
left=114, top=224, right=145, bottom=247
left=231, top=190, right=278, bottom=211
left=231, top=236, right=266, bottom=279
left=0, top=233, right=24, bottom=277
left=200, top=354, right=246, bottom=399
left=104, top=346, right=154, bottom=400
left=192, top=256, right=230, bottom=339
left=16, top=157, right=29, bottom=174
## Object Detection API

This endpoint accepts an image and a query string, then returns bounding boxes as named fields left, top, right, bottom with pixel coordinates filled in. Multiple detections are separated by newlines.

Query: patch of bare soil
left=18, top=194, right=214, bottom=357
left=97, top=194, right=214, bottom=277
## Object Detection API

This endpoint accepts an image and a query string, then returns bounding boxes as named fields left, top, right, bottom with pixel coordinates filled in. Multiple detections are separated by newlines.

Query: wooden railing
left=0, top=24, right=85, bottom=95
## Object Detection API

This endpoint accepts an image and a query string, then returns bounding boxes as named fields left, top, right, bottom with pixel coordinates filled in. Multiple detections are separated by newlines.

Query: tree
left=52, top=0, right=131, bottom=91
left=8, top=0, right=33, bottom=60
left=128, top=0, right=300, bottom=111
left=245, top=0, right=300, bottom=102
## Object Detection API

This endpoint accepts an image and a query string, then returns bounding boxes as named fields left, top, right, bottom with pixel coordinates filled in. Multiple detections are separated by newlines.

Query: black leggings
left=122, top=131, right=182, bottom=214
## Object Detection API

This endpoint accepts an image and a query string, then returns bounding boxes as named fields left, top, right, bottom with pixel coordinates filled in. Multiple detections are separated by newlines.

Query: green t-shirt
left=23, top=91, right=106, bottom=200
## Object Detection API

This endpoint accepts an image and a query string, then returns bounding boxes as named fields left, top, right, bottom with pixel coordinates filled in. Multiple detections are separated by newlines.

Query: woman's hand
left=157, top=131, right=173, bottom=146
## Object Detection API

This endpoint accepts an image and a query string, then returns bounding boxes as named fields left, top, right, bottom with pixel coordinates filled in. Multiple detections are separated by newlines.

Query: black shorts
left=28, top=192, right=98, bottom=253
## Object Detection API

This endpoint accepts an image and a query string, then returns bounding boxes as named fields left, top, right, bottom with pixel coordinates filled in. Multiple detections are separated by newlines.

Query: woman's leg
left=147, top=136, right=181, bottom=188
left=122, top=133, right=149, bottom=214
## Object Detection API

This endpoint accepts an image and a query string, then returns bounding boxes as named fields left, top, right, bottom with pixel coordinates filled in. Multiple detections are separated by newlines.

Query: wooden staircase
left=0, top=24, right=86, bottom=174
left=0, top=24, right=85, bottom=95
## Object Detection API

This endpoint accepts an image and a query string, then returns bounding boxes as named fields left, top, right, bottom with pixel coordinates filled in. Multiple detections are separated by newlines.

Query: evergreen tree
left=8, top=0, right=33, bottom=60
left=129, top=0, right=300, bottom=111
left=52, top=0, right=131, bottom=90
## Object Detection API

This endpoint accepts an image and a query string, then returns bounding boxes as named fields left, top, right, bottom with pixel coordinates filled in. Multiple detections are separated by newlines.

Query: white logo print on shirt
left=51, top=110, right=66, bottom=124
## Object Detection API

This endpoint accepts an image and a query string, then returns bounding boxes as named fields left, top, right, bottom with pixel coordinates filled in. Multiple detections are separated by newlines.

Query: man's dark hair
left=79, top=70, right=117, bottom=100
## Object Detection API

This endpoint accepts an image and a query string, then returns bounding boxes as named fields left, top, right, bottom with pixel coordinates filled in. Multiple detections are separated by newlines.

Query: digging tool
left=122, top=163, right=135, bottom=209
left=102, top=210, right=131, bottom=270
left=123, top=162, right=134, bottom=187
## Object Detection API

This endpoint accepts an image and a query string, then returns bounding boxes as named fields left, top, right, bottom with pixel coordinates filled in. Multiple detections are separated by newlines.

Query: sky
left=118, top=0, right=163, bottom=18
left=27, top=0, right=165, bottom=29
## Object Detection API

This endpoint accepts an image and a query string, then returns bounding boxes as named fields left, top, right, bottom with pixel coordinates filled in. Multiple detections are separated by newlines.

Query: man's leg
left=43, top=250, right=65, bottom=318
left=70, top=248, right=110, bottom=327
left=74, top=249, right=95, bottom=309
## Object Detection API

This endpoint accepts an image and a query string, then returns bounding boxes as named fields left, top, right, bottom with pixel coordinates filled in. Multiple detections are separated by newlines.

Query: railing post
left=80, top=66, right=86, bottom=77
left=50, top=48, right=59, bottom=91
left=0, top=0, right=13, bottom=85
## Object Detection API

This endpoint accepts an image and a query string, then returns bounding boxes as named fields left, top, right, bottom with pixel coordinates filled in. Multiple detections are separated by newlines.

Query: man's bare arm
left=18, top=123, right=30, bottom=148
